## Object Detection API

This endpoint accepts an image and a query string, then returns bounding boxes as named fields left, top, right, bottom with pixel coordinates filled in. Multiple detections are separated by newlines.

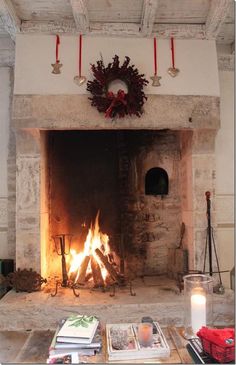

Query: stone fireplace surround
left=12, top=93, right=220, bottom=279
left=0, top=92, right=233, bottom=331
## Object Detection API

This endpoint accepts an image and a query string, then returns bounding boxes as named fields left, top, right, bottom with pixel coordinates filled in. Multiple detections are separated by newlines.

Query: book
left=106, top=322, right=170, bottom=361
left=56, top=315, right=99, bottom=344
left=49, top=347, right=96, bottom=357
left=50, top=322, right=102, bottom=351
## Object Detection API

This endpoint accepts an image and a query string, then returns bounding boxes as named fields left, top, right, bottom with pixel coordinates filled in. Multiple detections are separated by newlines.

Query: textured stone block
left=0, top=198, right=7, bottom=228
left=16, top=156, right=40, bottom=214
left=12, top=95, right=220, bottom=131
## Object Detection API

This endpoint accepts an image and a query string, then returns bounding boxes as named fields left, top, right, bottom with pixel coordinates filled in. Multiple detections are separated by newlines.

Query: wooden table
left=6, top=327, right=193, bottom=364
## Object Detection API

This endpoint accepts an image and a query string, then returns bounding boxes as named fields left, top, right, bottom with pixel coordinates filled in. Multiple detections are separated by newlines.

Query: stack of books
left=47, top=315, right=102, bottom=363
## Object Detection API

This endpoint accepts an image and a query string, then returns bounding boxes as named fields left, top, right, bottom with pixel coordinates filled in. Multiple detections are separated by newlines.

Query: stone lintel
left=12, top=94, right=220, bottom=131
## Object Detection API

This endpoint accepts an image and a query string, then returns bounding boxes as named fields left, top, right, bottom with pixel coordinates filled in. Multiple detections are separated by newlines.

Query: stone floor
left=0, top=276, right=234, bottom=331
left=0, top=330, right=54, bottom=363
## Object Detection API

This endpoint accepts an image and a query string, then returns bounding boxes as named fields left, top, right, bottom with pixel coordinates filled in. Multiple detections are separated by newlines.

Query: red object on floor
left=197, top=326, right=235, bottom=363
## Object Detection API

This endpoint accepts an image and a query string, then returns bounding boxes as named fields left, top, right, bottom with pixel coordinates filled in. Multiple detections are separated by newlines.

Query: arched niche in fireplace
left=145, top=167, right=169, bottom=195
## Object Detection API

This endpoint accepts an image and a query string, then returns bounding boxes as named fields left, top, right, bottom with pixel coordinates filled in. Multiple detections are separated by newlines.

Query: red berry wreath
left=87, top=55, right=149, bottom=119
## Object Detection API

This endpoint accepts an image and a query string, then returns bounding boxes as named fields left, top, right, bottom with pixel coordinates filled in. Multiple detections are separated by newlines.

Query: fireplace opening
left=44, top=130, right=182, bottom=287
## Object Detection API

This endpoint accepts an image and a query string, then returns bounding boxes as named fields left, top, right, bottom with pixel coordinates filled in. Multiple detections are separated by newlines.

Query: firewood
left=85, top=272, right=93, bottom=282
left=69, top=271, right=77, bottom=282
left=91, top=256, right=104, bottom=288
left=105, top=275, right=116, bottom=287
left=95, top=248, right=121, bottom=284
left=77, top=256, right=90, bottom=284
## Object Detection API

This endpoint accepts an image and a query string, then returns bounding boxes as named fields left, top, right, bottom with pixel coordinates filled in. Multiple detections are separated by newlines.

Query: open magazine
left=106, top=322, right=170, bottom=361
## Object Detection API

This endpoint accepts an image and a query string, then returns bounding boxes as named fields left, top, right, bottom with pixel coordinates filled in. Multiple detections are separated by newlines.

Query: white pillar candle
left=191, top=292, right=206, bottom=334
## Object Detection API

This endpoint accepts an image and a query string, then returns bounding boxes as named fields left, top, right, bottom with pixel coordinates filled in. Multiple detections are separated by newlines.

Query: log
left=77, top=256, right=90, bottom=284
left=95, top=248, right=121, bottom=284
left=85, top=272, right=93, bottom=282
left=105, top=275, right=116, bottom=287
left=90, top=256, right=104, bottom=288
left=69, top=271, right=77, bottom=282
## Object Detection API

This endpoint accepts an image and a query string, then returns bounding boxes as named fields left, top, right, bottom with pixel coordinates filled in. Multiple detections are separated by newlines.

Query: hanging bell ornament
left=167, top=37, right=179, bottom=78
left=74, top=75, right=86, bottom=86
left=74, top=34, right=86, bottom=86
left=167, top=67, right=180, bottom=77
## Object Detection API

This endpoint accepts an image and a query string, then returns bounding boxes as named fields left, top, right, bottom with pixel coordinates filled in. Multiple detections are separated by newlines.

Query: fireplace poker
left=203, top=192, right=225, bottom=294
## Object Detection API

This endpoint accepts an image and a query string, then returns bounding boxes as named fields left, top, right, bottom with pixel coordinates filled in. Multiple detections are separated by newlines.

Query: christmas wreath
left=87, top=55, right=148, bottom=119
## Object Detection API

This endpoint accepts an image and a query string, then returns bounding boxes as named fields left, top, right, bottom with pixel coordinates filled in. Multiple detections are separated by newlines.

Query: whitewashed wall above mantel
left=14, top=34, right=220, bottom=96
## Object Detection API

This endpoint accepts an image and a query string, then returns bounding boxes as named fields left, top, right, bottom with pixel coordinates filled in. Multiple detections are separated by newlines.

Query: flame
left=68, top=211, right=111, bottom=283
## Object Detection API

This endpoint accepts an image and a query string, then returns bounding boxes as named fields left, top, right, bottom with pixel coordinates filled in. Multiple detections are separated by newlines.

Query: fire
left=68, top=211, right=111, bottom=285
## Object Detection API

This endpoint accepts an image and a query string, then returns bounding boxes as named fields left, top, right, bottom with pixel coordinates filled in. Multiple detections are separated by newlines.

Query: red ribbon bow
left=105, top=89, right=127, bottom=118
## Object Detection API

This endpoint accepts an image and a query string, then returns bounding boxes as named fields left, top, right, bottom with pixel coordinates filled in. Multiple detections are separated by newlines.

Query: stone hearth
left=0, top=276, right=234, bottom=331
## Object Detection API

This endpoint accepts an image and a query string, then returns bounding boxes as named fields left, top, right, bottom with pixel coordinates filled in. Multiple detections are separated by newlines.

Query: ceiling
left=0, top=0, right=235, bottom=68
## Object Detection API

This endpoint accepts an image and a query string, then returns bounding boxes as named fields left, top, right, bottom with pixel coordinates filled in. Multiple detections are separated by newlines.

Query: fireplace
left=41, top=130, right=182, bottom=287
left=12, top=94, right=220, bottom=285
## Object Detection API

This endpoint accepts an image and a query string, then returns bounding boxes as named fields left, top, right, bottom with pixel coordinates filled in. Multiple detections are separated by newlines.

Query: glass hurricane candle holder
left=138, top=322, right=153, bottom=347
left=183, top=274, right=213, bottom=339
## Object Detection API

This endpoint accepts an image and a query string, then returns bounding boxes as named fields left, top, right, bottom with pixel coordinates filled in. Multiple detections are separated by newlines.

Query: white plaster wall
left=0, top=67, right=10, bottom=258
left=14, top=34, right=220, bottom=96
left=215, top=70, right=234, bottom=288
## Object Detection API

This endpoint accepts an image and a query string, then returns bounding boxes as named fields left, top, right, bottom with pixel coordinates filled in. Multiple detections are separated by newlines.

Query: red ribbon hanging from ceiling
left=153, top=37, right=157, bottom=75
left=55, top=35, right=60, bottom=63
left=79, top=34, right=82, bottom=77
left=171, top=37, right=175, bottom=69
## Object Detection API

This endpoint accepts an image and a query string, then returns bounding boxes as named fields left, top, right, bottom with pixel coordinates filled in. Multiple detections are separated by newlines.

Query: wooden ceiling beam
left=21, top=20, right=77, bottom=34
left=153, top=23, right=206, bottom=39
left=141, top=0, right=159, bottom=36
left=69, top=0, right=89, bottom=33
left=90, top=22, right=141, bottom=37
left=205, top=0, right=231, bottom=39
left=21, top=20, right=206, bottom=40
left=0, top=0, right=20, bottom=41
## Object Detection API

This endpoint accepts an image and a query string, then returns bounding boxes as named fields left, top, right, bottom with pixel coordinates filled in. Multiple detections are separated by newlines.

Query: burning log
left=69, top=271, right=77, bottom=282
left=105, top=275, right=116, bottom=287
left=77, top=256, right=90, bottom=284
left=91, top=256, right=104, bottom=288
left=85, top=272, right=93, bottom=282
left=95, top=248, right=122, bottom=284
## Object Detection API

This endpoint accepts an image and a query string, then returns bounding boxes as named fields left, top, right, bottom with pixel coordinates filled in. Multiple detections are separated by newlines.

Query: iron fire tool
left=203, top=192, right=225, bottom=294
left=51, top=234, right=80, bottom=297
left=109, top=234, right=136, bottom=297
